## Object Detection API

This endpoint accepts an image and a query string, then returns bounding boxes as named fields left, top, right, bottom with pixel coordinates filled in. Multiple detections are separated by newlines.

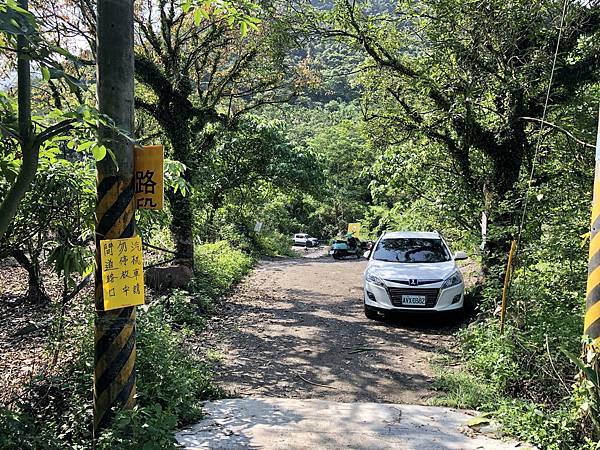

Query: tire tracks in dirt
left=194, top=251, right=465, bottom=404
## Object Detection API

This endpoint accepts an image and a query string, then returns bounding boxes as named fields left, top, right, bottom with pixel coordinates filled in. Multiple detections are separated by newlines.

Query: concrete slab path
left=176, top=398, right=527, bottom=449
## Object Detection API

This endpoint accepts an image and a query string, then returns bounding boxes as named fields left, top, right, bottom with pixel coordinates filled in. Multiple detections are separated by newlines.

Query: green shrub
left=434, top=321, right=586, bottom=449
left=192, top=240, right=253, bottom=297
left=253, top=231, right=297, bottom=257
left=136, top=304, right=220, bottom=425
left=0, top=241, right=251, bottom=449
left=492, top=399, right=583, bottom=450
left=0, top=300, right=219, bottom=449
left=211, top=222, right=255, bottom=254
left=0, top=155, right=95, bottom=301
left=434, top=255, right=589, bottom=449
left=0, top=407, right=54, bottom=450
left=152, top=289, right=207, bottom=330
left=460, top=323, right=521, bottom=393
left=0, top=310, right=94, bottom=450
left=95, top=404, right=179, bottom=450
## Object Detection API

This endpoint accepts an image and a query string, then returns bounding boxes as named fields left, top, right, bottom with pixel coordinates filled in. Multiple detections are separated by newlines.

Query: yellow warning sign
left=347, top=222, right=361, bottom=237
left=134, top=145, right=164, bottom=210
left=100, top=236, right=144, bottom=311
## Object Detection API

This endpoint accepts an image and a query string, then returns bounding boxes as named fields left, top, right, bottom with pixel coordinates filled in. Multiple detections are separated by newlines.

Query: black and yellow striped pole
left=585, top=106, right=600, bottom=347
left=93, top=0, right=136, bottom=438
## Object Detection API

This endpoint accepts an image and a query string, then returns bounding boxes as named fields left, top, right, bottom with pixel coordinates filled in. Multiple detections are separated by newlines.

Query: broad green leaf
left=77, top=141, right=94, bottom=152
left=92, top=144, right=107, bottom=161
left=193, top=8, right=202, bottom=26
left=41, top=65, right=50, bottom=81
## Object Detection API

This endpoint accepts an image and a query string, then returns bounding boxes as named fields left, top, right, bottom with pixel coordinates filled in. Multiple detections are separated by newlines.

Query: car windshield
left=373, top=238, right=450, bottom=263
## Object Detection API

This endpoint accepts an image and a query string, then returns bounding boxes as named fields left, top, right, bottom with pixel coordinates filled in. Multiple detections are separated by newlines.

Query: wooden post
left=93, top=0, right=136, bottom=438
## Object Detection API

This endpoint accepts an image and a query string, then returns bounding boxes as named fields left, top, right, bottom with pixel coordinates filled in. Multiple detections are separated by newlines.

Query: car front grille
left=387, top=287, right=439, bottom=308
left=384, top=278, right=442, bottom=286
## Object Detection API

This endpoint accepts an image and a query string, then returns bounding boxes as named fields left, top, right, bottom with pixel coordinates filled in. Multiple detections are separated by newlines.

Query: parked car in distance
left=293, top=233, right=319, bottom=247
left=363, top=231, right=467, bottom=320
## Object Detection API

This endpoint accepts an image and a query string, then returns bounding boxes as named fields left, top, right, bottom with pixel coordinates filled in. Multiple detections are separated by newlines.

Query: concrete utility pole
left=93, top=0, right=136, bottom=438
left=585, top=106, right=600, bottom=347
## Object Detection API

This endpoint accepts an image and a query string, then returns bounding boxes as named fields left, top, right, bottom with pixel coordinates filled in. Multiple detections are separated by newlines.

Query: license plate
left=401, top=295, right=426, bottom=306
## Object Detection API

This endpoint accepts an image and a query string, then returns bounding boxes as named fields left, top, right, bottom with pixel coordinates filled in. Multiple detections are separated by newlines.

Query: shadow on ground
left=194, top=252, right=476, bottom=405
left=176, top=398, right=523, bottom=450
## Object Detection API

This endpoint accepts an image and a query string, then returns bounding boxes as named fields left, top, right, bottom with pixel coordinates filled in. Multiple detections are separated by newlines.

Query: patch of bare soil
left=194, top=250, right=473, bottom=404
left=0, top=258, right=92, bottom=406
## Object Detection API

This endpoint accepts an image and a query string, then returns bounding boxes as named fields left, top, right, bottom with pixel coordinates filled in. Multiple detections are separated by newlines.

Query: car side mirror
left=454, top=251, right=468, bottom=261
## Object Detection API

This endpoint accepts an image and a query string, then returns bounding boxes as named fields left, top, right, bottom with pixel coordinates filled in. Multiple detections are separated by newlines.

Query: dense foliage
left=2, top=0, right=600, bottom=448
left=0, top=241, right=250, bottom=449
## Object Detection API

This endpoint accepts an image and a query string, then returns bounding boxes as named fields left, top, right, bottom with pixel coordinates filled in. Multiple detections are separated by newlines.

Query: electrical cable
left=499, top=0, right=570, bottom=328
left=514, top=0, right=570, bottom=252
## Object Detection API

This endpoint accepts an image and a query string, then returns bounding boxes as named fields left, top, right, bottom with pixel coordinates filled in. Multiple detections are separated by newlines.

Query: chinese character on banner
left=100, top=236, right=145, bottom=311
left=134, top=145, right=164, bottom=210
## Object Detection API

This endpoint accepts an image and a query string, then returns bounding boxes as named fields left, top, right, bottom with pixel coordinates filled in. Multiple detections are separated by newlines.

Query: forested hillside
left=1, top=0, right=600, bottom=448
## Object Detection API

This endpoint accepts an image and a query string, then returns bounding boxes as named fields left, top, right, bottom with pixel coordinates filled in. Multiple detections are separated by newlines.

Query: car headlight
left=441, top=270, right=463, bottom=289
left=366, top=271, right=385, bottom=287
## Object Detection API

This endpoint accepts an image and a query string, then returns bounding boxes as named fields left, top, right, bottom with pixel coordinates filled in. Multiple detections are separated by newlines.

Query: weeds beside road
left=0, top=241, right=253, bottom=450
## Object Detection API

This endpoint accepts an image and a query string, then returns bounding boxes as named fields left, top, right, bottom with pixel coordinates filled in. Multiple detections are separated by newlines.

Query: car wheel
left=306, top=241, right=312, bottom=248
left=364, top=304, right=382, bottom=321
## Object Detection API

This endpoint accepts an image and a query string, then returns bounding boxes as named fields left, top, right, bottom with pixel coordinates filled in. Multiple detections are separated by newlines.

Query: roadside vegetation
left=1, top=0, right=600, bottom=448
left=0, top=241, right=251, bottom=449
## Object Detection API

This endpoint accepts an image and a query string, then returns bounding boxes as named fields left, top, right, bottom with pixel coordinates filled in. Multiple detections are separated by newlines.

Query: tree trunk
left=0, top=0, right=39, bottom=241
left=12, top=249, right=48, bottom=303
left=165, top=116, right=195, bottom=267
left=481, top=132, right=526, bottom=282
left=206, top=192, right=223, bottom=242
left=166, top=188, right=194, bottom=264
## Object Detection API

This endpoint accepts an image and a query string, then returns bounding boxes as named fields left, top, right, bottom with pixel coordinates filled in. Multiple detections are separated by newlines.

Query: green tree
left=196, top=117, right=318, bottom=241
left=319, top=0, right=600, bottom=275
left=306, top=117, right=373, bottom=236
left=130, top=0, right=294, bottom=264
left=48, top=0, right=297, bottom=267
left=0, top=1, right=76, bottom=240
left=0, top=0, right=118, bottom=243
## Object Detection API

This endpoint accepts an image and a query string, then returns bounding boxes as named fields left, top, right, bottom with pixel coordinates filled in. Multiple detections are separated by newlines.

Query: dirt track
left=197, top=249, right=465, bottom=405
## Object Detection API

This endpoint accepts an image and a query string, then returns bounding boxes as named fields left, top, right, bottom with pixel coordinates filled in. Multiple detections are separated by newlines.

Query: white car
left=293, top=233, right=319, bottom=247
left=363, top=231, right=467, bottom=319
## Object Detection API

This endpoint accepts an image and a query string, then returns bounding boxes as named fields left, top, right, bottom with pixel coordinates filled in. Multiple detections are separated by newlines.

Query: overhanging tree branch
left=35, top=118, right=76, bottom=145
left=520, top=116, right=595, bottom=149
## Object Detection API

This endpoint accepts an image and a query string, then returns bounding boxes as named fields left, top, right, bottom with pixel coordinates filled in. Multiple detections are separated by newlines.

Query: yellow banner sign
left=100, top=236, right=145, bottom=311
left=134, top=145, right=164, bottom=210
left=348, top=222, right=361, bottom=237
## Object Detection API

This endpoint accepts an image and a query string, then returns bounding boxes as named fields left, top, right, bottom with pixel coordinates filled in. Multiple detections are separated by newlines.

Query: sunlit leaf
left=92, top=144, right=107, bottom=161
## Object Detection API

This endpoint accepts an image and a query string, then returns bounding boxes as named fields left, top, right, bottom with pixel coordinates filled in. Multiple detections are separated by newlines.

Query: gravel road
left=197, top=249, right=465, bottom=405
